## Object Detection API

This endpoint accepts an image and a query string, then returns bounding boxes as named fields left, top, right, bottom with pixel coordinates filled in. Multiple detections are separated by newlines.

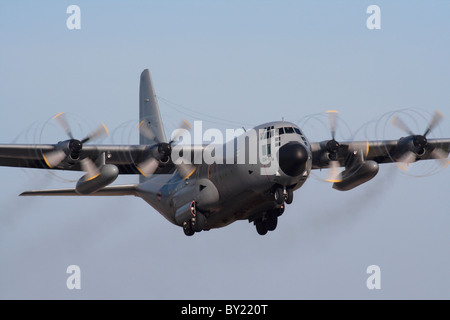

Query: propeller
left=325, top=110, right=343, bottom=182
left=328, top=110, right=338, bottom=141
left=391, top=110, right=448, bottom=170
left=80, top=158, right=100, bottom=180
left=137, top=119, right=196, bottom=178
left=53, top=112, right=75, bottom=139
left=42, top=112, right=109, bottom=171
left=327, top=160, right=342, bottom=183
left=323, top=111, right=372, bottom=183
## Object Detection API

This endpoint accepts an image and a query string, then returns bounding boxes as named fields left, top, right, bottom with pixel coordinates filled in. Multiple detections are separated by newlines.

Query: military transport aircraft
left=1, top=69, right=449, bottom=236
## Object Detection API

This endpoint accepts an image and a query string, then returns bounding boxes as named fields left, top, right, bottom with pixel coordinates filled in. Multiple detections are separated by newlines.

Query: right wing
left=20, top=184, right=138, bottom=196
left=0, top=143, right=174, bottom=174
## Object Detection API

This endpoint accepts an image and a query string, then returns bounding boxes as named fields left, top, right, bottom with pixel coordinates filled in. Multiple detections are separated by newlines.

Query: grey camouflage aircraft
left=1, top=69, right=449, bottom=236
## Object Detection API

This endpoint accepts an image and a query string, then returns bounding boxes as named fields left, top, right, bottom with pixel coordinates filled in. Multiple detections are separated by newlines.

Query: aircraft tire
left=285, top=189, right=293, bottom=204
left=193, top=212, right=206, bottom=232
left=255, top=220, right=268, bottom=235
left=274, top=188, right=284, bottom=205
left=265, top=214, right=277, bottom=231
left=183, top=221, right=195, bottom=236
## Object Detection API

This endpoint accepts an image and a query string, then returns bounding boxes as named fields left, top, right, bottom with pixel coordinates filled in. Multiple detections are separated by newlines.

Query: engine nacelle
left=333, top=160, right=379, bottom=191
left=76, top=164, right=119, bottom=195
left=394, top=135, right=426, bottom=161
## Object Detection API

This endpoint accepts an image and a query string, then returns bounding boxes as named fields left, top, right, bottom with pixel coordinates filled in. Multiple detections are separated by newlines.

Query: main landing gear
left=183, top=220, right=196, bottom=236
left=182, top=204, right=207, bottom=236
left=254, top=186, right=293, bottom=235
left=254, top=206, right=284, bottom=235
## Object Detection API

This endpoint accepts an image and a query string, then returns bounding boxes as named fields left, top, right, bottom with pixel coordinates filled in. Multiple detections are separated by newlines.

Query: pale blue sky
left=0, top=1, right=449, bottom=299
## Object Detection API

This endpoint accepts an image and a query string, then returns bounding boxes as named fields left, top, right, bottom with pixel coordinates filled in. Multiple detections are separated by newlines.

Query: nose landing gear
left=274, top=188, right=284, bottom=205
left=273, top=187, right=294, bottom=205
left=284, top=188, right=293, bottom=204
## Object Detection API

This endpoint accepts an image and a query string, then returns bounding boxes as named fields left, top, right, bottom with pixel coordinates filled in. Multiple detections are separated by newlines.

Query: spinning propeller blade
left=42, top=150, right=67, bottom=168
left=392, top=110, right=447, bottom=171
left=43, top=112, right=109, bottom=168
left=136, top=157, right=160, bottom=178
left=326, top=160, right=342, bottom=183
left=80, top=158, right=100, bottom=180
left=53, top=112, right=74, bottom=139
left=136, top=119, right=195, bottom=179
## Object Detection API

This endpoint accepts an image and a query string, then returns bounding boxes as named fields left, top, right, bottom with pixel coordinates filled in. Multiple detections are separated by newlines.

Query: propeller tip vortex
left=102, top=123, right=109, bottom=136
left=53, top=112, right=65, bottom=119
left=435, top=109, right=444, bottom=118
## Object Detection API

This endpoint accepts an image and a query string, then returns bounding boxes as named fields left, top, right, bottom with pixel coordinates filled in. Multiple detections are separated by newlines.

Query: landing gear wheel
left=274, top=188, right=284, bottom=205
left=255, top=220, right=268, bottom=235
left=183, top=221, right=195, bottom=236
left=285, top=189, right=293, bottom=204
left=265, top=214, right=278, bottom=231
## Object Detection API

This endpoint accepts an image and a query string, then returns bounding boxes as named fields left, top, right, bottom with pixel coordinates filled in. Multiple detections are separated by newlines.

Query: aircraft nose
left=278, top=142, right=308, bottom=177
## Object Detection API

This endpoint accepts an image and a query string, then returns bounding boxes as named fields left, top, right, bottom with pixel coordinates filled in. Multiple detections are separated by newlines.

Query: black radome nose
left=278, top=142, right=308, bottom=177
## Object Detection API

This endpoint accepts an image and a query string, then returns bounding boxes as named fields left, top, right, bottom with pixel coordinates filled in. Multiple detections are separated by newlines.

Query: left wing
left=308, top=110, right=449, bottom=190
left=311, top=138, right=450, bottom=168
left=310, top=138, right=450, bottom=191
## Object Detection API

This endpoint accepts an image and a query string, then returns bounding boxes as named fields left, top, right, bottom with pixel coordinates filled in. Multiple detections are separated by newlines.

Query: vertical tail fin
left=139, top=69, right=166, bottom=183
left=139, top=69, right=167, bottom=145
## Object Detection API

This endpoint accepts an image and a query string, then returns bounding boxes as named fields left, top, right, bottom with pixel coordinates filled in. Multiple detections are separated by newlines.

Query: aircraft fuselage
left=135, top=121, right=312, bottom=232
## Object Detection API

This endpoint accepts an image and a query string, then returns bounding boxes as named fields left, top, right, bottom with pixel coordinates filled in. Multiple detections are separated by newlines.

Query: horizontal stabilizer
left=20, top=184, right=138, bottom=196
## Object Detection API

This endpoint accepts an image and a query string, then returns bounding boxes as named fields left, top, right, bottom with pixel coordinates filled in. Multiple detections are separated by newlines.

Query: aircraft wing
left=308, top=137, right=449, bottom=190
left=19, top=184, right=138, bottom=196
left=310, top=138, right=450, bottom=169
left=0, top=143, right=175, bottom=174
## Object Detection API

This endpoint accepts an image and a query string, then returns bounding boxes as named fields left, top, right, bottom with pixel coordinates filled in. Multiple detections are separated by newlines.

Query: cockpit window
left=284, top=127, right=294, bottom=134
left=278, top=128, right=284, bottom=135
left=294, top=128, right=301, bottom=135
